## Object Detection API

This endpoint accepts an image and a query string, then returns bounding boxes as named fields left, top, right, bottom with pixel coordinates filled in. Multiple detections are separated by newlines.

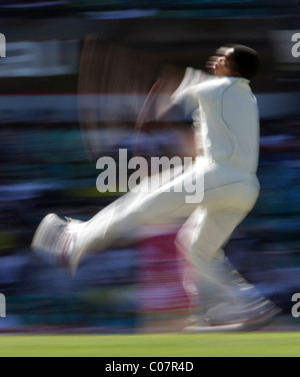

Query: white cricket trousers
left=71, top=158, right=261, bottom=309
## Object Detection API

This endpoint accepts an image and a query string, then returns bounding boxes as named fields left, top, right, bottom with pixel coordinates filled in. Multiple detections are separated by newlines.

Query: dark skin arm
left=135, top=64, right=186, bottom=127
left=134, top=64, right=198, bottom=159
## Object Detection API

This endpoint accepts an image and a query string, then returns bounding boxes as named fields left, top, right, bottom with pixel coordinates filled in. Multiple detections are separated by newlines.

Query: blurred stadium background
left=0, top=0, right=300, bottom=334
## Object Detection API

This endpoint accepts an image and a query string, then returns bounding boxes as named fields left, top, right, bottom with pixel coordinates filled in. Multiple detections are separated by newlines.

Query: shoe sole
left=183, top=323, right=245, bottom=333
left=239, top=307, right=282, bottom=331
left=184, top=305, right=282, bottom=333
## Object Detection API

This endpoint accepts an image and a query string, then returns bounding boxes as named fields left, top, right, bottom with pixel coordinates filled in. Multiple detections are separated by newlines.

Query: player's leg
left=188, top=208, right=257, bottom=319
left=62, top=160, right=256, bottom=261
left=180, top=181, right=280, bottom=328
left=31, top=158, right=204, bottom=270
left=70, top=159, right=205, bottom=264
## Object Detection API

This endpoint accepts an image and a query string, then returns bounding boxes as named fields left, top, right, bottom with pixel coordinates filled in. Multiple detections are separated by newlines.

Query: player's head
left=206, top=44, right=260, bottom=80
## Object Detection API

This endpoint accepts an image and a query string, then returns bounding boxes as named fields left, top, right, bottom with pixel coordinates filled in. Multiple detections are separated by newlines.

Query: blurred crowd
left=0, top=0, right=297, bottom=19
left=0, top=1, right=300, bottom=333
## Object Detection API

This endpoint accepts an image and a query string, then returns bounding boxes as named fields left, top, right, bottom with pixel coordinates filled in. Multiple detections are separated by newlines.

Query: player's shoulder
left=196, top=76, right=250, bottom=94
left=222, top=77, right=251, bottom=92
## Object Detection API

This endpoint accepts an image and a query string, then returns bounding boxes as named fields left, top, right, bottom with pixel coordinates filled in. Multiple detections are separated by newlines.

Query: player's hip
left=202, top=159, right=259, bottom=188
left=201, top=175, right=259, bottom=213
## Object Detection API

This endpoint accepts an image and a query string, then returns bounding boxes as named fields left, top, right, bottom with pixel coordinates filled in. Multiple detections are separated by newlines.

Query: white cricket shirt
left=172, top=68, right=260, bottom=176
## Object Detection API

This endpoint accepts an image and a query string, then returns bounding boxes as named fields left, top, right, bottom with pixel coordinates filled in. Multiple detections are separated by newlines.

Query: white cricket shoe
left=236, top=299, right=282, bottom=331
left=31, top=213, right=80, bottom=272
left=184, top=300, right=282, bottom=333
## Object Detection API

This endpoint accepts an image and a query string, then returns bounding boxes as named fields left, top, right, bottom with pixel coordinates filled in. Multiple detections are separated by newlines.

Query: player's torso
left=195, top=77, right=260, bottom=176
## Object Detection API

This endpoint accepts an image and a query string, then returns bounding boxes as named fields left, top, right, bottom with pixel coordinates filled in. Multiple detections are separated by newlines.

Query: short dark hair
left=227, top=44, right=260, bottom=80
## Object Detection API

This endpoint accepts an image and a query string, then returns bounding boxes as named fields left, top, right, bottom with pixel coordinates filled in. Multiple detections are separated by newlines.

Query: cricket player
left=32, top=44, right=281, bottom=330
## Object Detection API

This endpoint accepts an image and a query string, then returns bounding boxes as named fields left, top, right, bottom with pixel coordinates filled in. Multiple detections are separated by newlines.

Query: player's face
left=206, top=47, right=240, bottom=77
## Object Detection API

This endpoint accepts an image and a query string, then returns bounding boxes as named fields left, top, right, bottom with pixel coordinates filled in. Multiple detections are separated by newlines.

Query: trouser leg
left=182, top=182, right=263, bottom=318
left=72, top=161, right=204, bottom=255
